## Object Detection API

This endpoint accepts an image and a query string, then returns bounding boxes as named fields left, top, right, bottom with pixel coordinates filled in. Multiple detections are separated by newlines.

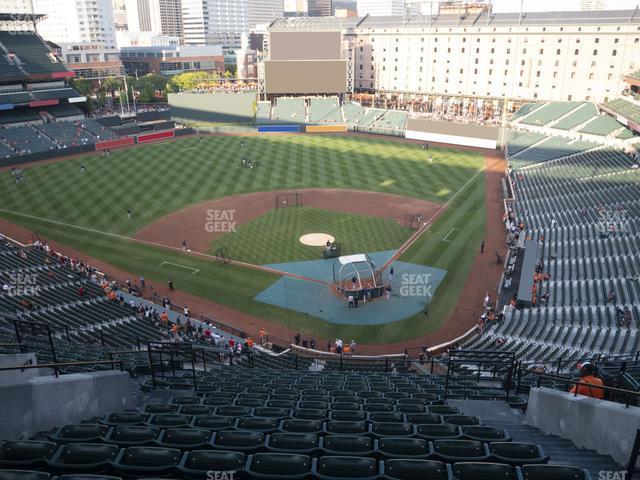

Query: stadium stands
left=0, top=31, right=67, bottom=75
left=31, top=88, right=80, bottom=101
left=308, top=97, right=343, bottom=123
left=508, top=136, right=598, bottom=168
left=39, top=104, right=84, bottom=119
left=603, top=98, right=640, bottom=124
left=79, top=119, right=120, bottom=140
left=551, top=102, right=598, bottom=130
left=504, top=132, right=546, bottom=157
left=510, top=103, right=542, bottom=122
left=472, top=145, right=640, bottom=363
left=374, top=110, right=408, bottom=131
left=520, top=102, right=582, bottom=126
left=37, top=122, right=97, bottom=148
left=0, top=90, right=33, bottom=105
left=272, top=97, right=306, bottom=122
left=0, top=125, right=55, bottom=154
left=0, top=109, right=41, bottom=126
left=342, top=101, right=366, bottom=124
left=256, top=101, right=272, bottom=123
left=578, top=115, right=627, bottom=137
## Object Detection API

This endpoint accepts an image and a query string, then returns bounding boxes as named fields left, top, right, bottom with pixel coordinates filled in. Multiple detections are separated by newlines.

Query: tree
left=133, top=73, right=168, bottom=100
left=166, top=71, right=220, bottom=92
left=70, top=77, right=92, bottom=96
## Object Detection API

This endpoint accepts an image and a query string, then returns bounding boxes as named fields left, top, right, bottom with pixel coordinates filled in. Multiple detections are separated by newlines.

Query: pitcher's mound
left=299, top=233, right=335, bottom=246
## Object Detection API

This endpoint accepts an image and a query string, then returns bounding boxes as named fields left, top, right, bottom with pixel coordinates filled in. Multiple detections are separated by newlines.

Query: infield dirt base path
left=133, top=188, right=441, bottom=253
left=0, top=149, right=505, bottom=355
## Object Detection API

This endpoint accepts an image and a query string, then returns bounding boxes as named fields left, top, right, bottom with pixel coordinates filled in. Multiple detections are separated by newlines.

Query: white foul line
left=159, top=261, right=200, bottom=275
left=442, top=227, right=461, bottom=243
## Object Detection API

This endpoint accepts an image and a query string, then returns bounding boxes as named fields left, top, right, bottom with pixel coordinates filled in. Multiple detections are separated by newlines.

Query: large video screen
left=270, top=31, right=342, bottom=60
left=265, top=60, right=347, bottom=94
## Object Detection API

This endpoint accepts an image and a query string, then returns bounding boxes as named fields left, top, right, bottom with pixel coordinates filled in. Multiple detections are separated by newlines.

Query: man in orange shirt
left=569, top=362, right=605, bottom=400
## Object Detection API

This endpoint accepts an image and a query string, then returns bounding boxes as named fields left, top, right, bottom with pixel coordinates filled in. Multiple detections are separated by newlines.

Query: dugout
left=333, top=254, right=384, bottom=301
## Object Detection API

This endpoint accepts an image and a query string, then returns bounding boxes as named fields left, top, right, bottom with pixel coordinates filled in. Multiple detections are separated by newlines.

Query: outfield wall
left=168, top=91, right=257, bottom=124
left=306, top=125, right=347, bottom=133
left=405, top=118, right=500, bottom=149
left=258, top=125, right=300, bottom=133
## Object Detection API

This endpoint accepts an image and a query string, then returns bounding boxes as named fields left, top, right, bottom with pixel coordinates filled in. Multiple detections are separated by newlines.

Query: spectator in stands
left=623, top=307, right=632, bottom=327
left=294, top=332, right=301, bottom=345
left=569, top=362, right=605, bottom=400
left=608, top=290, right=617, bottom=303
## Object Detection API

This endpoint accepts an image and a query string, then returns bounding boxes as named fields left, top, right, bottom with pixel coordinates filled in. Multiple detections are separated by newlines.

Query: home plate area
left=254, top=250, right=447, bottom=325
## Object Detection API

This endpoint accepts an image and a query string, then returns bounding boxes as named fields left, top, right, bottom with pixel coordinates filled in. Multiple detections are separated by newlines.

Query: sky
left=489, top=0, right=640, bottom=12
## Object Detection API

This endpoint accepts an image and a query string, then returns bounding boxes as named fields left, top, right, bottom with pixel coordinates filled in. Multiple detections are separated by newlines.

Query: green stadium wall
left=168, top=92, right=257, bottom=124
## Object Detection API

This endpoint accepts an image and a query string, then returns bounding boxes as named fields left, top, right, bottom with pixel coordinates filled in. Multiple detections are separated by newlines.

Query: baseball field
left=0, top=133, right=490, bottom=347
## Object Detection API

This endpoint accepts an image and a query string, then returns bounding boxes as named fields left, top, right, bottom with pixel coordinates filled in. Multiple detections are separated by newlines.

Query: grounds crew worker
left=568, top=362, right=604, bottom=399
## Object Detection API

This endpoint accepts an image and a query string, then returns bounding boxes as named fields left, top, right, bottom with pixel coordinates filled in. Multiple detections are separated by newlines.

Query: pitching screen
left=265, top=60, right=347, bottom=94
left=269, top=31, right=342, bottom=60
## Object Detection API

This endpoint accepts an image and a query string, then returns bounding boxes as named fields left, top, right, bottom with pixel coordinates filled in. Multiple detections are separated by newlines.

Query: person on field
left=480, top=240, right=485, bottom=254
left=168, top=276, right=174, bottom=292
left=127, top=208, right=132, bottom=220
left=569, top=362, right=605, bottom=400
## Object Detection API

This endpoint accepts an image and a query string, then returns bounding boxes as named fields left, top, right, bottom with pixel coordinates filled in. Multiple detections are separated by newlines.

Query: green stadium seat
left=177, top=450, right=245, bottom=479
left=101, top=412, right=147, bottom=426
left=147, top=414, right=192, bottom=428
left=385, top=392, right=409, bottom=400
left=246, top=453, right=312, bottom=479
left=322, top=436, right=375, bottom=456
left=488, top=443, right=549, bottom=466
left=358, top=392, right=383, bottom=400
left=0, top=472, right=50, bottom=480
left=103, top=426, right=160, bottom=446
left=178, top=405, right=214, bottom=416
left=202, top=397, right=234, bottom=407
left=443, top=415, right=481, bottom=426
left=48, top=425, right=109, bottom=444
left=156, top=428, right=213, bottom=449
left=427, top=406, right=459, bottom=415
left=235, top=398, right=265, bottom=408
left=377, top=438, right=430, bottom=459
left=0, top=442, right=57, bottom=469
left=171, top=396, right=201, bottom=405
left=432, top=440, right=490, bottom=463
left=142, top=404, right=179, bottom=414
left=46, top=443, right=118, bottom=473
left=112, top=446, right=181, bottom=477
left=280, top=419, right=324, bottom=434
left=191, top=415, right=234, bottom=431
left=386, top=459, right=449, bottom=480
left=266, top=433, right=321, bottom=454
left=365, top=403, right=395, bottom=413
left=331, top=411, right=368, bottom=422
left=462, top=426, right=511, bottom=442
left=298, top=401, right=328, bottom=410
left=326, top=421, right=368, bottom=436
left=216, top=406, right=253, bottom=417
left=53, top=476, right=120, bottom=480
left=405, top=413, right=441, bottom=425
left=370, top=422, right=415, bottom=438
left=452, top=462, right=517, bottom=480
left=253, top=407, right=291, bottom=419
left=266, top=400, right=297, bottom=409
left=416, top=424, right=462, bottom=441
left=212, top=431, right=265, bottom=453
left=314, top=455, right=380, bottom=480
left=396, top=404, right=426, bottom=414
left=332, top=402, right=362, bottom=411
left=235, top=417, right=279, bottom=432
left=520, top=464, right=591, bottom=480
left=368, top=412, right=404, bottom=423
left=292, top=409, right=328, bottom=420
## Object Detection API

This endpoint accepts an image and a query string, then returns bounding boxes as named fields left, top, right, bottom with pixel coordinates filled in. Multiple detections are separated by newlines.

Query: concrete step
left=449, top=399, right=624, bottom=479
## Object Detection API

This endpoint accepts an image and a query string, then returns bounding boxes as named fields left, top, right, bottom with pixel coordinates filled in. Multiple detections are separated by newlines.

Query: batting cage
left=333, top=253, right=385, bottom=300
left=214, top=247, right=231, bottom=265
left=275, top=192, right=303, bottom=209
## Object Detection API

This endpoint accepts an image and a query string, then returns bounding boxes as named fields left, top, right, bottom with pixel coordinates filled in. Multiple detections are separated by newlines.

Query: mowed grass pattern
left=210, top=207, right=412, bottom=264
left=0, top=135, right=483, bottom=236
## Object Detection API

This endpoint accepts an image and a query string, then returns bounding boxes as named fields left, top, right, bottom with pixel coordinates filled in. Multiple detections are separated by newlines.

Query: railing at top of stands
left=522, top=370, right=640, bottom=408
left=0, top=359, right=124, bottom=378
left=150, top=292, right=247, bottom=340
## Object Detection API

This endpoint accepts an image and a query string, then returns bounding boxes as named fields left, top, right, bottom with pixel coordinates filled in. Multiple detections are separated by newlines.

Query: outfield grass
left=0, top=134, right=486, bottom=344
left=210, top=207, right=412, bottom=264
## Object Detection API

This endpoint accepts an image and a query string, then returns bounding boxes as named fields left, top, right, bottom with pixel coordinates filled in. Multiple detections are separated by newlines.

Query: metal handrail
left=529, top=370, right=640, bottom=408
